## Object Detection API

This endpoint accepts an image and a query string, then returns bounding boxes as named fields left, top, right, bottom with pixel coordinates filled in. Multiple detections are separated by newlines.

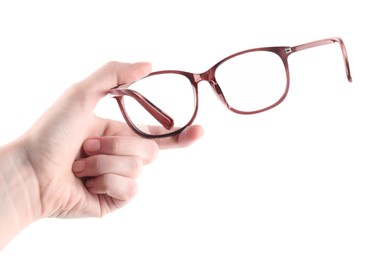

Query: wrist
left=0, top=137, right=41, bottom=249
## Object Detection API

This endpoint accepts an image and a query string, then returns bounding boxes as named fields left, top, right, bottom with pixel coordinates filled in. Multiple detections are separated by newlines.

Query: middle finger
left=73, top=154, right=143, bottom=179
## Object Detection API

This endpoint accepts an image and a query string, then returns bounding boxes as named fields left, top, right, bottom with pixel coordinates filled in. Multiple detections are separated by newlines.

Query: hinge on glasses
left=284, top=47, right=293, bottom=54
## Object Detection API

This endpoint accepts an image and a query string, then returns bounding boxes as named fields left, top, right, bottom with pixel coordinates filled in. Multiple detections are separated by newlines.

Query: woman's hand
left=0, top=61, right=203, bottom=249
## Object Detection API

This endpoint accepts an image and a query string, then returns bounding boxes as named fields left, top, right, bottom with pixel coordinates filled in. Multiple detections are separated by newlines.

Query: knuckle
left=145, top=141, right=159, bottom=164
left=129, top=157, right=143, bottom=177
left=108, top=138, right=122, bottom=154
left=105, top=61, right=120, bottom=70
left=125, top=181, right=137, bottom=200
left=101, top=174, right=110, bottom=189
left=93, top=155, right=105, bottom=172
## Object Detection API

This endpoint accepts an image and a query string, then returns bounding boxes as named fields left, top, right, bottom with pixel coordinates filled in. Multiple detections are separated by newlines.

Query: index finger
left=153, top=125, right=204, bottom=149
left=96, top=118, right=203, bottom=149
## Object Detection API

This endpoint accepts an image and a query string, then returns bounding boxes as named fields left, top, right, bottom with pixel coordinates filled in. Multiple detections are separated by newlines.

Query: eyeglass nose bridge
left=208, top=80, right=229, bottom=107
left=193, top=72, right=229, bottom=108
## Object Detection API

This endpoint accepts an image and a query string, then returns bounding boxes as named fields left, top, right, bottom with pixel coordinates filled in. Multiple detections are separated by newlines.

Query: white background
left=1, top=1, right=391, bottom=259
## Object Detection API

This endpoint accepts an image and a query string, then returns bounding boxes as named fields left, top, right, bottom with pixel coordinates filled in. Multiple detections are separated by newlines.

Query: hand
left=0, top=61, right=203, bottom=248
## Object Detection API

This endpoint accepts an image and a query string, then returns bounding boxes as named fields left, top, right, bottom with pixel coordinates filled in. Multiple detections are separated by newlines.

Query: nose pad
left=209, top=81, right=228, bottom=107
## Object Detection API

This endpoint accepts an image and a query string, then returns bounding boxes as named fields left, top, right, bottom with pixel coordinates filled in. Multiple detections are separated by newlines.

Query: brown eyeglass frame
left=109, top=37, right=352, bottom=139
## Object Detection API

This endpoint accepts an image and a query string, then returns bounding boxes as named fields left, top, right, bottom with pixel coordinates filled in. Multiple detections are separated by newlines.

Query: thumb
left=71, top=61, right=152, bottom=110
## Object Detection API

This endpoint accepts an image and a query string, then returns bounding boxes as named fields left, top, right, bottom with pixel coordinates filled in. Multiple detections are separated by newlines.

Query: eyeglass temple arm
left=291, top=37, right=352, bottom=82
left=109, top=87, right=174, bottom=130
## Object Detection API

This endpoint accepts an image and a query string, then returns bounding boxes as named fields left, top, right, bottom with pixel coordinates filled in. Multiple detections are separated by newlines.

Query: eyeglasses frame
left=109, top=37, right=352, bottom=139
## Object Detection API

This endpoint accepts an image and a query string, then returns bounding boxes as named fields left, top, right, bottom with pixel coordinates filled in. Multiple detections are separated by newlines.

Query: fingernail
left=72, top=160, right=85, bottom=173
left=84, top=139, right=101, bottom=153
left=85, top=179, right=95, bottom=189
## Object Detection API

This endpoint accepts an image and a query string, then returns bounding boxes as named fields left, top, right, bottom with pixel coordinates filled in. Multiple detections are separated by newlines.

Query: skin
left=0, top=61, right=203, bottom=250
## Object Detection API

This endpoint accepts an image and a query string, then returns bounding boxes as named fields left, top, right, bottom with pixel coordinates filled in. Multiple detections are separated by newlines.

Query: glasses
left=109, top=37, right=352, bottom=138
